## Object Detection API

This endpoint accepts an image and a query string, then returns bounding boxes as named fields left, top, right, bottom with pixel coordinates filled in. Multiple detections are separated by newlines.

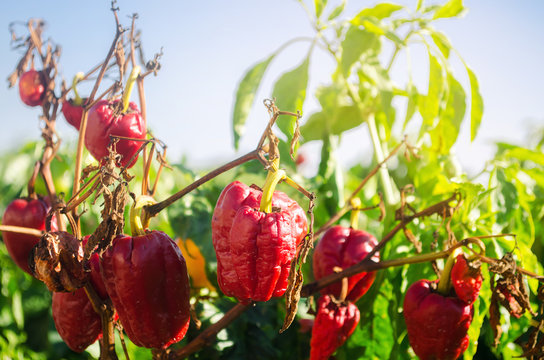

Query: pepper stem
left=259, top=158, right=286, bottom=213
left=122, top=66, right=141, bottom=113
left=71, top=72, right=85, bottom=106
left=130, top=195, right=157, bottom=236
left=437, top=247, right=462, bottom=295
left=350, top=198, right=362, bottom=230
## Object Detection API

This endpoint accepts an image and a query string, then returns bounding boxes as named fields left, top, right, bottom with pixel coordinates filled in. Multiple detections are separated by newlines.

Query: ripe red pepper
left=61, top=99, right=85, bottom=130
left=100, top=231, right=191, bottom=349
left=313, top=225, right=379, bottom=302
left=451, top=254, right=482, bottom=305
left=18, top=70, right=46, bottom=107
left=211, top=180, right=308, bottom=303
left=2, top=197, right=57, bottom=274
left=52, top=244, right=106, bottom=353
left=85, top=99, right=146, bottom=168
left=309, top=295, right=360, bottom=360
left=403, top=279, right=473, bottom=360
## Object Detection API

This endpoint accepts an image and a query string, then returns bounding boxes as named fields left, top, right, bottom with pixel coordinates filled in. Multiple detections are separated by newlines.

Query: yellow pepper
left=176, top=238, right=215, bottom=291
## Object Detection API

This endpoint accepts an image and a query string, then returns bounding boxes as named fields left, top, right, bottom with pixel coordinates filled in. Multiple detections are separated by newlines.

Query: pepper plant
left=0, top=1, right=543, bottom=360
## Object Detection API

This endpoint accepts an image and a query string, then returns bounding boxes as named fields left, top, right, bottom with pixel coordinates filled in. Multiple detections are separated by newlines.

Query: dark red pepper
left=403, top=279, right=473, bottom=360
left=451, top=254, right=482, bottom=305
left=2, top=197, right=57, bottom=274
left=52, top=242, right=106, bottom=353
left=313, top=225, right=379, bottom=302
left=61, top=98, right=85, bottom=130
left=309, top=295, right=360, bottom=360
left=211, top=180, right=307, bottom=303
left=85, top=99, right=146, bottom=168
left=100, top=231, right=191, bottom=349
left=18, top=70, right=45, bottom=107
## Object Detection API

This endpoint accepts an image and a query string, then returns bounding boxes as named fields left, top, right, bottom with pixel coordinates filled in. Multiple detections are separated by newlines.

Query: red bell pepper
left=309, top=295, right=360, bottom=360
left=313, top=225, right=379, bottom=302
left=52, top=242, right=107, bottom=353
left=211, top=180, right=307, bottom=303
left=403, top=279, right=473, bottom=360
left=451, top=254, right=482, bottom=305
left=100, top=231, right=191, bottom=349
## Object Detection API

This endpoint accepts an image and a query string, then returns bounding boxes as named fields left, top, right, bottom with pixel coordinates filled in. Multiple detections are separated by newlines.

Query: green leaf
left=315, top=0, right=327, bottom=18
left=429, top=73, right=466, bottom=154
left=466, top=66, right=484, bottom=141
left=272, top=56, right=310, bottom=137
left=402, top=81, right=418, bottom=130
left=433, top=0, right=465, bottom=20
left=328, top=0, right=346, bottom=20
left=418, top=52, right=445, bottom=130
left=430, top=29, right=452, bottom=58
left=353, top=3, right=404, bottom=21
left=232, top=54, right=275, bottom=149
left=339, top=26, right=381, bottom=77
left=317, top=135, right=344, bottom=212
left=416, top=0, right=424, bottom=11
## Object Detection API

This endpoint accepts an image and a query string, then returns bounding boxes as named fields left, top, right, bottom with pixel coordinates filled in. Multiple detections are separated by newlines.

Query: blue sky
left=0, top=1, right=542, bottom=176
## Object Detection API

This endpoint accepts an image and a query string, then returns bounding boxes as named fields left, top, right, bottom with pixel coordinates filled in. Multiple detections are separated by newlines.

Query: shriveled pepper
left=313, top=225, right=379, bottom=302
left=309, top=295, right=360, bottom=360
left=211, top=179, right=307, bottom=303
left=52, top=240, right=107, bottom=352
left=404, top=251, right=474, bottom=360
left=451, top=254, right=482, bottom=305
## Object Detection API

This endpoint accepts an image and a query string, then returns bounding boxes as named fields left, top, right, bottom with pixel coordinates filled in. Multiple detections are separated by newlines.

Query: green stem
left=122, top=66, right=141, bottom=113
left=350, top=198, right=361, bottom=230
left=71, top=72, right=84, bottom=106
left=130, top=195, right=156, bottom=236
left=437, top=247, right=461, bottom=295
left=259, top=159, right=286, bottom=213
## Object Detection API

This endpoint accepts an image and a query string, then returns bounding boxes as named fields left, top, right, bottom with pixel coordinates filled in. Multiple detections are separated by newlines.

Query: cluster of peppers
left=9, top=65, right=487, bottom=358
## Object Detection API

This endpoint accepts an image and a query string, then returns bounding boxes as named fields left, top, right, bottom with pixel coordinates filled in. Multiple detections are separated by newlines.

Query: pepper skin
left=309, top=295, right=360, bottom=360
left=52, top=246, right=107, bottom=353
left=18, top=70, right=45, bottom=107
left=61, top=99, right=85, bottom=130
left=2, top=197, right=57, bottom=274
left=85, top=99, right=146, bottom=168
left=403, top=279, right=473, bottom=360
left=100, top=231, right=191, bottom=349
left=451, top=254, right=482, bottom=305
left=211, top=181, right=307, bottom=303
left=313, top=225, right=379, bottom=302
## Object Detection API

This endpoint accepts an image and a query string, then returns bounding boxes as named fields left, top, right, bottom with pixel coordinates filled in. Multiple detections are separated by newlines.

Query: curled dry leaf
left=515, top=286, right=544, bottom=359
left=30, top=231, right=89, bottom=292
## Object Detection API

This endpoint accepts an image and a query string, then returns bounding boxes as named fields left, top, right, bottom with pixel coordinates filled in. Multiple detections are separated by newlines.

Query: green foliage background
left=1, top=0, right=544, bottom=359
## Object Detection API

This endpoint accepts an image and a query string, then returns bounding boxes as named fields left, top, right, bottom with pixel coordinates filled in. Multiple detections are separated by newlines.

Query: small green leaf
left=232, top=54, right=275, bottom=149
left=433, top=0, right=465, bottom=20
left=403, top=81, right=418, bottom=130
left=315, top=0, right=328, bottom=18
left=416, top=0, right=424, bottom=11
left=272, top=56, right=310, bottom=137
left=353, top=3, right=404, bottom=21
left=430, top=29, right=452, bottom=58
left=339, top=26, right=381, bottom=77
left=466, top=66, right=484, bottom=141
left=430, top=73, right=466, bottom=154
left=418, top=52, right=445, bottom=130
left=328, top=0, right=346, bottom=20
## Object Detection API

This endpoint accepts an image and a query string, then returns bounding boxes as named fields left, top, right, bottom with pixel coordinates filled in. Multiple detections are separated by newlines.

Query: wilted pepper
left=309, top=295, right=360, bottom=360
left=403, top=250, right=474, bottom=360
left=52, top=239, right=107, bottom=353
left=313, top=199, right=379, bottom=302
left=451, top=253, right=482, bottom=305
left=100, top=197, right=191, bottom=349
left=211, top=165, right=307, bottom=303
